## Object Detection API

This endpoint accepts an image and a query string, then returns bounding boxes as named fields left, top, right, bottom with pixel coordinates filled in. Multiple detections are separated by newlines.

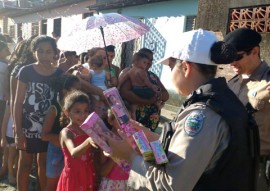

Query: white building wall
left=22, top=23, right=32, bottom=39
left=61, top=14, right=83, bottom=36
left=47, top=19, right=55, bottom=37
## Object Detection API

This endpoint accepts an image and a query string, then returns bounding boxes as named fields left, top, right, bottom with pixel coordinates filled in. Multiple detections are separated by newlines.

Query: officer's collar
left=248, top=60, right=269, bottom=81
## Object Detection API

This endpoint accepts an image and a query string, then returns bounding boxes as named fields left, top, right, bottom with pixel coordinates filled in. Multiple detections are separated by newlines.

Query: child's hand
left=130, top=120, right=159, bottom=142
left=87, top=137, right=98, bottom=149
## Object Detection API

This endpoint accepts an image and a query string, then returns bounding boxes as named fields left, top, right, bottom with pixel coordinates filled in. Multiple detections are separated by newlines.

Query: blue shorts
left=46, top=142, right=64, bottom=178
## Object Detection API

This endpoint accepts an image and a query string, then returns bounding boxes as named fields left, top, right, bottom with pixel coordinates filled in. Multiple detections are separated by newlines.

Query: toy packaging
left=104, top=87, right=137, bottom=148
left=80, top=112, right=113, bottom=153
left=104, top=87, right=168, bottom=164
left=150, top=140, right=169, bottom=164
left=80, top=112, right=130, bottom=172
left=132, top=130, right=154, bottom=161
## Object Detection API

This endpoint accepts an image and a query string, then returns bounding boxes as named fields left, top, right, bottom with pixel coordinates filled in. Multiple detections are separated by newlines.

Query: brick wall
left=197, top=0, right=270, bottom=80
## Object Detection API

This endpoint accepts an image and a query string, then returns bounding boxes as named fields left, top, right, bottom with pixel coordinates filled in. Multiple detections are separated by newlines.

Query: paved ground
left=0, top=106, right=177, bottom=191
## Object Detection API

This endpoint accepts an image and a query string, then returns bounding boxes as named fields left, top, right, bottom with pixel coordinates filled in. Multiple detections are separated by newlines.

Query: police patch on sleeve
left=184, top=111, right=205, bottom=136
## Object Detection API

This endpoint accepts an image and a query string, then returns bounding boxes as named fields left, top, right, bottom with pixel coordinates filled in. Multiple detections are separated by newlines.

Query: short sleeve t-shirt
left=17, top=64, right=62, bottom=139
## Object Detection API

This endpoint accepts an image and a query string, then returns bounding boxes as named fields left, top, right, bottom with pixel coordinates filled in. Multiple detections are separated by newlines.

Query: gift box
left=132, top=130, right=154, bottom=161
left=150, top=140, right=169, bottom=164
left=80, top=112, right=130, bottom=172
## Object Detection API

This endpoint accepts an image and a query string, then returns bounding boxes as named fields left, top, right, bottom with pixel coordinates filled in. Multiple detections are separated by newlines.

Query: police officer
left=105, top=29, right=254, bottom=191
left=224, top=28, right=270, bottom=191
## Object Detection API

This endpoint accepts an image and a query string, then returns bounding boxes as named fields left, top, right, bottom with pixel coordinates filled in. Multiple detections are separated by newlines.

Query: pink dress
left=57, top=127, right=96, bottom=191
left=98, top=162, right=129, bottom=191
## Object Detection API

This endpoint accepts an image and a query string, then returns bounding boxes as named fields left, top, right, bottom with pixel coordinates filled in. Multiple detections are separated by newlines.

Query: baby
left=118, top=52, right=164, bottom=119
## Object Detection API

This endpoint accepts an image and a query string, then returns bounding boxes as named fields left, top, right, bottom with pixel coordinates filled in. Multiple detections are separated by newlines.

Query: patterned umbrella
left=58, top=13, right=150, bottom=55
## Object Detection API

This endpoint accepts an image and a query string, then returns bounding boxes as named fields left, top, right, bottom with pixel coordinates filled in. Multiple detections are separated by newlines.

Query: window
left=41, top=20, right=47, bottom=35
left=53, top=18, right=61, bottom=37
left=32, top=22, right=39, bottom=36
left=9, top=25, right=15, bottom=39
left=17, top=23, right=22, bottom=37
left=185, top=15, right=196, bottom=32
left=228, top=5, right=270, bottom=33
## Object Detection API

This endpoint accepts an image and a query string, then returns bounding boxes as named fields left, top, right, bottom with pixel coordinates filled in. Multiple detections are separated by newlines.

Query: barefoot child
left=57, top=90, right=97, bottom=191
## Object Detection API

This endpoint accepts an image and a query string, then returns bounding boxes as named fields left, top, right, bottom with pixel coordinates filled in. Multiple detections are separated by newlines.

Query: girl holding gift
left=98, top=109, right=129, bottom=191
left=57, top=90, right=97, bottom=191
left=41, top=74, right=81, bottom=191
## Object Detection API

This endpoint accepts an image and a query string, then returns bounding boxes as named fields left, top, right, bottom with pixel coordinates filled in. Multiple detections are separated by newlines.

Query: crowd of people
left=0, top=27, right=269, bottom=191
left=0, top=33, right=168, bottom=191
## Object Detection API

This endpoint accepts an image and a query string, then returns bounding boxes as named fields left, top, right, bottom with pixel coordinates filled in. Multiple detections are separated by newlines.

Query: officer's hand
left=267, top=86, right=270, bottom=103
left=130, top=120, right=159, bottom=142
left=104, top=130, right=137, bottom=164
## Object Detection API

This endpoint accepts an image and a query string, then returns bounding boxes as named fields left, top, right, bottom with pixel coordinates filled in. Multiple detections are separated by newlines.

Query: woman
left=119, top=48, right=169, bottom=132
left=105, top=29, right=254, bottom=191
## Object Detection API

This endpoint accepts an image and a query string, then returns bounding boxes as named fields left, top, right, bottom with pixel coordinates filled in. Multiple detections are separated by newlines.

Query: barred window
left=228, top=5, right=270, bottom=33
left=185, top=15, right=196, bottom=32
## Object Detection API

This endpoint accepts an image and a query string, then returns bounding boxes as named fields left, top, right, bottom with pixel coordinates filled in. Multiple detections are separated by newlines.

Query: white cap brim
left=155, top=56, right=175, bottom=65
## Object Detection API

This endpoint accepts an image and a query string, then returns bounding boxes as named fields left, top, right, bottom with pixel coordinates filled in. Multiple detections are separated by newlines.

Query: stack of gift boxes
left=80, top=87, right=168, bottom=167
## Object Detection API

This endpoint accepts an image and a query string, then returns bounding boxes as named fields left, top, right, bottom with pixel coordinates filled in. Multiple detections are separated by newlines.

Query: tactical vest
left=162, top=77, right=257, bottom=191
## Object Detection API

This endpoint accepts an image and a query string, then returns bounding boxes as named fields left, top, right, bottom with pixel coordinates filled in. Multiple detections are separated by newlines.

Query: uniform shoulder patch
left=184, top=111, right=205, bottom=136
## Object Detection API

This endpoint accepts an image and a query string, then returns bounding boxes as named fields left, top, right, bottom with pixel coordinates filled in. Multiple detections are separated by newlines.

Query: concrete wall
left=197, top=0, right=270, bottom=76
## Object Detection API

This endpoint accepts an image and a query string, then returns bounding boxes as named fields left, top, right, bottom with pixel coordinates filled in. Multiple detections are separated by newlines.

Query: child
left=41, top=74, right=81, bottom=191
left=80, top=55, right=110, bottom=96
left=57, top=90, right=97, bottom=191
left=14, top=35, right=63, bottom=191
left=79, top=55, right=110, bottom=117
left=118, top=52, right=164, bottom=119
left=98, top=109, right=129, bottom=191
left=1, top=102, right=18, bottom=185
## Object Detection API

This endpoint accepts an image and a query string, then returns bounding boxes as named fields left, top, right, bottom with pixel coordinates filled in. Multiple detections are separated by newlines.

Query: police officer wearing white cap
left=224, top=28, right=270, bottom=191
left=105, top=29, right=254, bottom=191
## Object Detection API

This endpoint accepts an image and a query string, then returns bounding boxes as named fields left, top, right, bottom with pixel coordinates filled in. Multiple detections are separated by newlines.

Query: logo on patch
left=184, top=111, right=205, bottom=136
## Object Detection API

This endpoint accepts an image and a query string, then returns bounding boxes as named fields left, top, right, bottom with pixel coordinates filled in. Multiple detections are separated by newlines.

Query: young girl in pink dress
left=98, top=109, right=129, bottom=191
left=57, top=90, right=97, bottom=191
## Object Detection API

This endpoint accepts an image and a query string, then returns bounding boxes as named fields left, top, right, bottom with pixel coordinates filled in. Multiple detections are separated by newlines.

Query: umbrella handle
left=99, top=26, right=112, bottom=85
left=99, top=26, right=111, bottom=70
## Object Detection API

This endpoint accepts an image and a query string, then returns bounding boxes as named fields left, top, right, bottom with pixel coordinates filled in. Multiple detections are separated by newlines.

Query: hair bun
left=210, top=41, right=237, bottom=64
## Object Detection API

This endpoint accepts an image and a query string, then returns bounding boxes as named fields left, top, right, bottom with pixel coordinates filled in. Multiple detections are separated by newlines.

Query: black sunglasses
left=234, top=52, right=246, bottom=61
left=234, top=47, right=254, bottom=61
